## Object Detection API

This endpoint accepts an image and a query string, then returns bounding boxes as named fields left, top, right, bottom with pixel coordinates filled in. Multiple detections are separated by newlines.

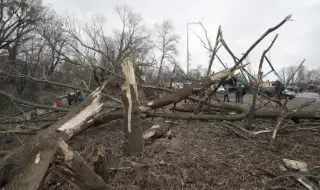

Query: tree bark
left=0, top=82, right=119, bottom=190
left=174, top=103, right=245, bottom=113
left=121, top=58, right=144, bottom=156
left=93, top=145, right=109, bottom=183
left=59, top=140, right=110, bottom=190
left=144, top=105, right=320, bottom=121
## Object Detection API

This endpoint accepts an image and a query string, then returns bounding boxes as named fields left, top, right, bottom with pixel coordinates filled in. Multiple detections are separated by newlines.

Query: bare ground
left=45, top=116, right=320, bottom=189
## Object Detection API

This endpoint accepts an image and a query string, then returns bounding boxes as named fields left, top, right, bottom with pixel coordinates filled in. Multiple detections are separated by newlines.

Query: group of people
left=67, top=91, right=85, bottom=108
left=55, top=90, right=85, bottom=108
left=223, top=84, right=246, bottom=104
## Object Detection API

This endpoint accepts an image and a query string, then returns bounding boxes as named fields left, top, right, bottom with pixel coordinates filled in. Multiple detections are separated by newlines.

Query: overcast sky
left=43, top=0, right=320, bottom=80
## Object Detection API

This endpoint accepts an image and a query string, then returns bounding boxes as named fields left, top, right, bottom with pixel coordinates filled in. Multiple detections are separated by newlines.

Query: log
left=93, top=145, right=109, bottom=183
left=145, top=107, right=320, bottom=121
left=143, top=121, right=174, bottom=140
left=174, top=103, right=244, bottom=113
left=145, top=112, right=248, bottom=121
left=59, top=140, right=110, bottom=190
left=0, top=82, right=119, bottom=190
left=140, top=86, right=246, bottom=113
left=121, top=58, right=143, bottom=156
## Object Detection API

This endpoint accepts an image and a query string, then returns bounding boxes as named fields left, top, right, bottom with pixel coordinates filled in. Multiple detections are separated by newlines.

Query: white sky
left=43, top=0, right=320, bottom=80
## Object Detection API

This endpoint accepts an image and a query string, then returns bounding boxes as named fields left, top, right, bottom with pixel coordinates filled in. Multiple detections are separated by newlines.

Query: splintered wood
left=121, top=57, right=144, bottom=156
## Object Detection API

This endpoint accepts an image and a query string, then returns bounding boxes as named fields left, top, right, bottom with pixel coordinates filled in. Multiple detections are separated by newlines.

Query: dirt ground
left=1, top=96, right=320, bottom=190
left=44, top=117, right=320, bottom=190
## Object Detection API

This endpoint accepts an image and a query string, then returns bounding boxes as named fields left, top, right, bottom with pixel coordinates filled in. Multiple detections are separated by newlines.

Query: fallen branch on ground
left=220, top=123, right=255, bottom=142
left=144, top=107, right=320, bottom=121
left=0, top=81, right=120, bottom=189
left=270, top=99, right=316, bottom=146
left=58, top=140, right=111, bottom=189
left=143, top=121, right=174, bottom=140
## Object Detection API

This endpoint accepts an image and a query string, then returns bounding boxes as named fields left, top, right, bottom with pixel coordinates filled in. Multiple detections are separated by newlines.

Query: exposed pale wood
left=143, top=121, right=173, bottom=140
left=0, top=82, right=119, bottom=190
left=121, top=58, right=143, bottom=156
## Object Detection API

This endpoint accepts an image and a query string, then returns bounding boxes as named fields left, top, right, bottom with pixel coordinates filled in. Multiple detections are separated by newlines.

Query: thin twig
left=11, top=132, right=24, bottom=146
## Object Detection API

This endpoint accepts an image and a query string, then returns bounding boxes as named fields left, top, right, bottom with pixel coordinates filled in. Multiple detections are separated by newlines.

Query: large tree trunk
left=59, top=140, right=111, bottom=190
left=147, top=103, right=320, bottom=121
left=121, top=58, right=143, bottom=156
left=0, top=83, right=119, bottom=190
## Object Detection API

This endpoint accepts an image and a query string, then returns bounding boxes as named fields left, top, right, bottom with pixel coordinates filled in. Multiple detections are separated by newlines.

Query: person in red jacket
left=56, top=100, right=62, bottom=108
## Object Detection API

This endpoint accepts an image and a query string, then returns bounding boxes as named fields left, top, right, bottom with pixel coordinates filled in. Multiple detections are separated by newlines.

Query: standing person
left=235, top=85, right=240, bottom=103
left=274, top=81, right=283, bottom=101
left=67, top=93, right=74, bottom=108
left=241, top=85, right=246, bottom=104
left=236, top=85, right=243, bottom=104
left=223, top=84, right=229, bottom=102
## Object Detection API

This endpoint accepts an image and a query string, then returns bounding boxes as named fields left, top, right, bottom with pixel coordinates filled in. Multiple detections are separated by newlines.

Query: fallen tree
left=139, top=65, right=247, bottom=112
left=0, top=82, right=119, bottom=189
left=58, top=140, right=111, bottom=190
left=146, top=103, right=320, bottom=121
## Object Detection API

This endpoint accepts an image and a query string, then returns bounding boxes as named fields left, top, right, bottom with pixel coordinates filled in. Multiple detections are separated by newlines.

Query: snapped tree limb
left=58, top=140, right=111, bottom=190
left=139, top=65, right=247, bottom=112
left=247, top=34, right=279, bottom=126
left=0, top=82, right=119, bottom=190
left=121, top=58, right=144, bottom=156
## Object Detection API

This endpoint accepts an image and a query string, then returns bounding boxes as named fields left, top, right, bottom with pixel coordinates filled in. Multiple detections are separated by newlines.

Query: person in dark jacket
left=274, top=81, right=284, bottom=101
left=241, top=85, right=246, bottom=104
left=235, top=85, right=243, bottom=103
left=67, top=93, right=75, bottom=108
left=223, top=85, right=229, bottom=102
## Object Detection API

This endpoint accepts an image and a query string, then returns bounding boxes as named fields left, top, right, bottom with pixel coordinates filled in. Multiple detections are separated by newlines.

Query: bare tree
left=280, top=60, right=306, bottom=84
left=0, top=0, right=47, bottom=93
left=306, top=67, right=320, bottom=83
left=63, top=4, right=150, bottom=85
left=37, top=13, right=67, bottom=76
left=153, top=20, right=179, bottom=85
left=0, top=0, right=45, bottom=50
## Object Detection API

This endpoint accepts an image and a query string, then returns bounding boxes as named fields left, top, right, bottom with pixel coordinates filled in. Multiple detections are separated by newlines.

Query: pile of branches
left=0, top=14, right=319, bottom=190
